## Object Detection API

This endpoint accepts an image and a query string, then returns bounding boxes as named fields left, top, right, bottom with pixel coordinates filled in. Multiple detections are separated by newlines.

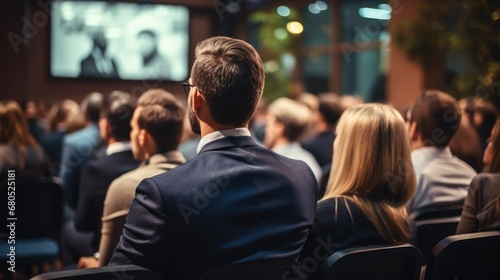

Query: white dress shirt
left=196, top=128, right=251, bottom=154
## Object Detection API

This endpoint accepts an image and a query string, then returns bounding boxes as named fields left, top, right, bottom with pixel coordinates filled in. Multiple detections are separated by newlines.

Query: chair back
left=412, top=201, right=464, bottom=261
left=31, top=265, right=164, bottom=280
left=423, top=231, right=500, bottom=280
left=316, top=243, right=422, bottom=280
left=0, top=177, right=64, bottom=240
left=197, top=259, right=300, bottom=280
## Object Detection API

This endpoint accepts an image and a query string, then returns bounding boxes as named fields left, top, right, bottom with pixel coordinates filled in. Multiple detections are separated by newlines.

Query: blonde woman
left=299, top=103, right=416, bottom=273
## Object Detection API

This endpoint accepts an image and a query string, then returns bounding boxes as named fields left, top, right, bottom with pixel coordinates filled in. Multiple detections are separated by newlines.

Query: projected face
left=137, top=31, right=157, bottom=57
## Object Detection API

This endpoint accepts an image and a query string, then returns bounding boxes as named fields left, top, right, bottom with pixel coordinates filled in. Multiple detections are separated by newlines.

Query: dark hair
left=81, top=92, right=104, bottom=123
left=191, top=36, right=264, bottom=126
left=410, top=89, right=461, bottom=147
left=102, top=91, right=137, bottom=141
left=137, top=89, right=185, bottom=153
left=137, top=30, right=157, bottom=39
left=318, top=94, right=344, bottom=126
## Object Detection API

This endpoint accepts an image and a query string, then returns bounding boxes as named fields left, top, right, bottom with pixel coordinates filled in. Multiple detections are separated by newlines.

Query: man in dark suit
left=109, top=36, right=318, bottom=279
left=79, top=30, right=119, bottom=79
left=61, top=91, right=139, bottom=267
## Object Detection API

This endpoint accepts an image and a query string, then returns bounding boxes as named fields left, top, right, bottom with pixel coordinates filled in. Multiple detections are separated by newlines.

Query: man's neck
left=200, top=122, right=246, bottom=138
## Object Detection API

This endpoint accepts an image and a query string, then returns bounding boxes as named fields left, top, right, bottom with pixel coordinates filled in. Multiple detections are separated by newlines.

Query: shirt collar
left=411, top=146, right=452, bottom=161
left=196, top=128, right=251, bottom=154
left=106, top=141, right=132, bottom=156
left=146, top=150, right=186, bottom=165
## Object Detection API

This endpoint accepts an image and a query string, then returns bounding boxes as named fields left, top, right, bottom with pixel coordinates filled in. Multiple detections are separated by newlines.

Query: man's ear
left=409, top=121, right=418, bottom=141
left=193, top=89, right=204, bottom=113
left=139, top=129, right=148, bottom=147
left=274, top=121, right=285, bottom=137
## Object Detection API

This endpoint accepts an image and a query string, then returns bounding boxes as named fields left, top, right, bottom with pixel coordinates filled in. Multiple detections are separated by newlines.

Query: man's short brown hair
left=137, top=89, right=184, bottom=153
left=410, top=89, right=461, bottom=147
left=191, top=36, right=264, bottom=126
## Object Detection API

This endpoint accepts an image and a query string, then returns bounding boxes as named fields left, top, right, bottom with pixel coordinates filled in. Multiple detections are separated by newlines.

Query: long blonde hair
left=323, top=103, right=416, bottom=243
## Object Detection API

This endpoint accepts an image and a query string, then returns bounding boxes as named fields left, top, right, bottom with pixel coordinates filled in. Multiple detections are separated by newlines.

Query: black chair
left=411, top=201, right=464, bottom=262
left=0, top=177, right=64, bottom=272
left=197, top=259, right=301, bottom=280
left=31, top=265, right=163, bottom=280
left=423, top=231, right=500, bottom=280
left=316, top=243, right=423, bottom=280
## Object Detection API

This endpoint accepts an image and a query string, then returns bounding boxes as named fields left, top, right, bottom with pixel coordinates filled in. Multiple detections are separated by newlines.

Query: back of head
left=47, top=99, right=80, bottom=132
left=410, top=90, right=461, bottom=147
left=318, top=93, right=344, bottom=127
left=0, top=100, right=39, bottom=158
left=138, top=89, right=185, bottom=152
left=268, top=97, right=312, bottom=142
left=102, top=91, right=137, bottom=141
left=81, top=92, right=104, bottom=123
left=191, top=36, right=264, bottom=126
left=326, top=103, right=415, bottom=243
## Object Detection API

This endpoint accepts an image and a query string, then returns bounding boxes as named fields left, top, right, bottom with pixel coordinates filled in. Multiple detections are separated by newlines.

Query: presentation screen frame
left=50, top=0, right=190, bottom=82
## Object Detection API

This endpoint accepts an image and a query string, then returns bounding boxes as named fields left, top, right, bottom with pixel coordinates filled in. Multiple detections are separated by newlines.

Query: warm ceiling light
left=286, top=21, right=304, bottom=34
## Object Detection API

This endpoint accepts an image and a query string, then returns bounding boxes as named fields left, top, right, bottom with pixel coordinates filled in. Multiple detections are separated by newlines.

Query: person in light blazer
left=77, top=89, right=186, bottom=268
left=109, top=36, right=318, bottom=279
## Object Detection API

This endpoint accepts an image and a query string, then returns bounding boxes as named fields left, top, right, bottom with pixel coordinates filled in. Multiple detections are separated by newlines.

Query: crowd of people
left=1, top=36, right=500, bottom=279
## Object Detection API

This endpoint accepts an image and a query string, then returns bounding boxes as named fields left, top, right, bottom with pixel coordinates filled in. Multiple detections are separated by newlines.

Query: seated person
left=406, top=90, right=476, bottom=215
left=0, top=100, right=53, bottom=180
left=299, top=104, right=416, bottom=278
left=59, top=92, right=103, bottom=213
left=61, top=91, right=139, bottom=267
left=264, top=97, right=322, bottom=182
left=457, top=118, right=500, bottom=233
left=78, top=89, right=186, bottom=268
left=109, top=36, right=318, bottom=279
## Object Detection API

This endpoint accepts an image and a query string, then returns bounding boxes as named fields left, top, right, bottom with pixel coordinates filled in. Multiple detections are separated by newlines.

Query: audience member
left=78, top=89, right=186, bottom=268
left=109, top=36, right=318, bottom=279
left=59, top=92, right=104, bottom=214
left=473, top=98, right=498, bottom=151
left=340, top=94, right=364, bottom=109
left=296, top=92, right=320, bottom=141
left=299, top=103, right=415, bottom=277
left=264, top=97, right=322, bottom=182
left=40, top=99, right=80, bottom=172
left=457, top=118, right=500, bottom=233
left=21, top=99, right=46, bottom=142
left=406, top=90, right=476, bottom=215
left=61, top=91, right=139, bottom=267
left=449, top=120, right=484, bottom=172
left=0, top=101, right=53, bottom=181
left=302, top=93, right=343, bottom=168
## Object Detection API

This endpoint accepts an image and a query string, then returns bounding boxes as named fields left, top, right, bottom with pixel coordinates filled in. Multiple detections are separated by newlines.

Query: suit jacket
left=59, top=124, right=101, bottom=209
left=299, top=197, right=387, bottom=278
left=110, top=136, right=318, bottom=279
left=456, top=173, right=500, bottom=234
left=98, top=151, right=185, bottom=266
left=79, top=54, right=119, bottom=78
left=74, top=149, right=139, bottom=250
left=301, top=131, right=335, bottom=168
left=40, top=131, right=65, bottom=165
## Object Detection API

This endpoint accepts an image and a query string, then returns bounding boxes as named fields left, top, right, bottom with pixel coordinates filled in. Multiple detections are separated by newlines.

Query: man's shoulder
left=64, top=126, right=99, bottom=146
